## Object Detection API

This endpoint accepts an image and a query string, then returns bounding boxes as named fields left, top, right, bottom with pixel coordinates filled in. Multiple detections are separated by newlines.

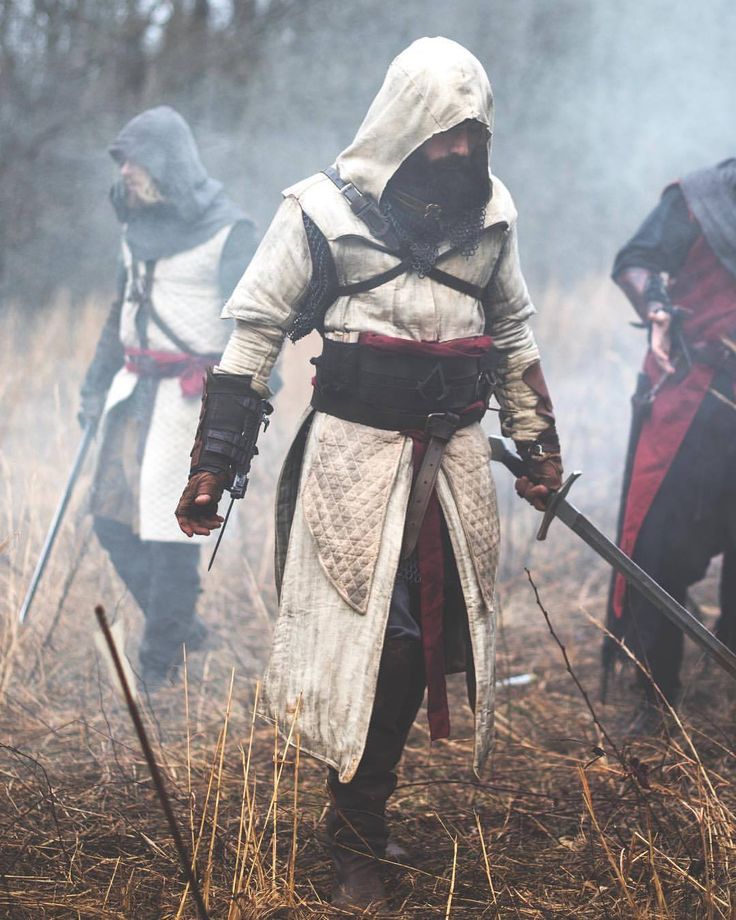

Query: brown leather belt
left=400, top=412, right=460, bottom=559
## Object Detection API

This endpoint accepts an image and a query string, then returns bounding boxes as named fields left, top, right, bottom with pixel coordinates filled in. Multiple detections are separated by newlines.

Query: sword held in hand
left=489, top=435, right=736, bottom=683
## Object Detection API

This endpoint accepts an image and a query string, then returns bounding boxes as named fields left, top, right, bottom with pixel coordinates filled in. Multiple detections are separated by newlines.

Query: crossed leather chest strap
left=322, top=166, right=491, bottom=302
left=320, top=166, right=505, bottom=558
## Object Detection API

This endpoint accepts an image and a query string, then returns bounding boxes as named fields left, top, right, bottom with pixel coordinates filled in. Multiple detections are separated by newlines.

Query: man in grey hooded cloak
left=175, top=39, right=563, bottom=909
left=80, top=106, right=257, bottom=688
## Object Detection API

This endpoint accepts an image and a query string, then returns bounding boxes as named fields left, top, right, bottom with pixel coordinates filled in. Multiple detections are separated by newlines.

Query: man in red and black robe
left=605, top=159, right=736, bottom=705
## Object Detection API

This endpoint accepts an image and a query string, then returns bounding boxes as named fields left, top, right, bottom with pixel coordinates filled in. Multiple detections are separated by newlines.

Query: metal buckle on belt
left=426, top=411, right=460, bottom=441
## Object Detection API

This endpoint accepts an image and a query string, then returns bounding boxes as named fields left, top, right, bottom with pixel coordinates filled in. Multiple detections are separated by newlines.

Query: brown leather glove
left=514, top=449, right=563, bottom=512
left=175, top=471, right=228, bottom=537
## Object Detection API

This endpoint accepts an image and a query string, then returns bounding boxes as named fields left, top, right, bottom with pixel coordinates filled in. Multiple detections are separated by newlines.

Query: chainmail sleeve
left=287, top=213, right=338, bottom=342
left=80, top=258, right=127, bottom=401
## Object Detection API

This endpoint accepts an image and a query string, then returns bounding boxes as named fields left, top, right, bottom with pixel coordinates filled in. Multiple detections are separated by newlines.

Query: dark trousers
left=327, top=528, right=471, bottom=854
left=93, top=516, right=203, bottom=676
left=611, top=373, right=736, bottom=700
left=327, top=637, right=426, bottom=855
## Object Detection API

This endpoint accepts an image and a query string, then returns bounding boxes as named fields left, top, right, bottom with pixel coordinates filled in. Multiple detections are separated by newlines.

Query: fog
left=224, top=0, right=736, bottom=289
left=2, top=0, right=735, bottom=307
left=1, top=9, right=734, bottom=915
left=2, top=0, right=733, bottom=587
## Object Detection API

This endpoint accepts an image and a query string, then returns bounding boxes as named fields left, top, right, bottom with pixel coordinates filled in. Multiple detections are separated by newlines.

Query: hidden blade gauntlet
left=190, top=370, right=272, bottom=495
left=175, top=371, right=272, bottom=530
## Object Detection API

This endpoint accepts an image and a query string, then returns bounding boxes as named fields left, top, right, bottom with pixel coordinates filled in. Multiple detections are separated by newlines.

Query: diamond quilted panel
left=442, top=426, right=499, bottom=609
left=302, top=416, right=405, bottom=613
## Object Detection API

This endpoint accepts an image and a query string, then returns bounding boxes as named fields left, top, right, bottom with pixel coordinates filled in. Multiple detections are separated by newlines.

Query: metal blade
left=488, top=436, right=736, bottom=683
left=19, top=423, right=96, bottom=625
left=551, top=495, right=736, bottom=681
left=207, top=497, right=234, bottom=572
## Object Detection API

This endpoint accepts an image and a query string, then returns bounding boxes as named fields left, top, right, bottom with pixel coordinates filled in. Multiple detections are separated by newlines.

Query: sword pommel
left=488, top=436, right=526, bottom=478
left=536, top=471, right=581, bottom=541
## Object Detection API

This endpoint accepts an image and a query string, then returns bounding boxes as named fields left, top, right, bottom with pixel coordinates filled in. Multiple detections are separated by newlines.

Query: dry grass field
left=0, top=285, right=734, bottom=918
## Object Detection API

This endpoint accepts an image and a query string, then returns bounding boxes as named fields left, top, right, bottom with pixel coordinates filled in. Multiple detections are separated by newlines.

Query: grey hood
left=680, top=158, right=736, bottom=280
left=109, top=105, right=248, bottom=261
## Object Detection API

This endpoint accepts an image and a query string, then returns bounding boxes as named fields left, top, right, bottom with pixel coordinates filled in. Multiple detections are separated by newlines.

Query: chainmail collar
left=381, top=195, right=486, bottom=276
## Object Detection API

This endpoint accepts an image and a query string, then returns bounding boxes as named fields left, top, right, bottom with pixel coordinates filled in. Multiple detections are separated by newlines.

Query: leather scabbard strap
left=401, top=412, right=460, bottom=559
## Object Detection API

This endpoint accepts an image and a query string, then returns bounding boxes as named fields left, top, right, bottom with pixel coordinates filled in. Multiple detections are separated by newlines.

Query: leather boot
left=327, top=784, right=390, bottom=911
left=327, top=637, right=425, bottom=911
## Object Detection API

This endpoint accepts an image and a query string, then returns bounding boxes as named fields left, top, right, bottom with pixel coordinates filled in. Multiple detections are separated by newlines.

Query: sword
left=489, top=436, right=736, bottom=683
left=19, top=421, right=97, bottom=625
left=206, top=400, right=272, bottom=572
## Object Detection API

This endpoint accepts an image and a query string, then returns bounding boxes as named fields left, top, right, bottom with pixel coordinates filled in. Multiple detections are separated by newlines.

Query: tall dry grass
left=0, top=286, right=734, bottom=917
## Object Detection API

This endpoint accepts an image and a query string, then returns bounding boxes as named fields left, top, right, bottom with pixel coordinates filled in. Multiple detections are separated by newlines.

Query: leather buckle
left=426, top=412, right=460, bottom=441
left=339, top=182, right=366, bottom=209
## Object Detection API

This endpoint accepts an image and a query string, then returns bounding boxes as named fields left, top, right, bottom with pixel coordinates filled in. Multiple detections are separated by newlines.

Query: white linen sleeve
left=485, top=223, right=553, bottom=444
left=216, top=196, right=312, bottom=395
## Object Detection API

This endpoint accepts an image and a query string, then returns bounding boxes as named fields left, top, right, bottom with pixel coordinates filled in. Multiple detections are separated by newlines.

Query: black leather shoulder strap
left=335, top=259, right=412, bottom=296
left=309, top=166, right=502, bottom=315
left=323, top=166, right=403, bottom=253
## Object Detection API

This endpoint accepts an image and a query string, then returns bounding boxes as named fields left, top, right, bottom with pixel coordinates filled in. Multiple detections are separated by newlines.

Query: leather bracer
left=512, top=360, right=562, bottom=488
left=190, top=370, right=272, bottom=496
left=614, top=266, right=672, bottom=322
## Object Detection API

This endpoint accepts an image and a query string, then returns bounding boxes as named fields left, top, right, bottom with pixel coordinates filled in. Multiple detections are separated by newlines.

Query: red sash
left=124, top=348, right=218, bottom=398
left=613, top=235, right=736, bottom=616
left=363, top=334, right=495, bottom=740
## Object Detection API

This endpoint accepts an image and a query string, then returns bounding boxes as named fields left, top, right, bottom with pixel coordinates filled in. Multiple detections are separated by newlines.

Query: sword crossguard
left=536, top=472, right=581, bottom=542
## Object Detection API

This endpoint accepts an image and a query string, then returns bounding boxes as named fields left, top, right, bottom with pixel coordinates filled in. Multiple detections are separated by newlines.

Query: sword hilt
left=536, top=472, right=581, bottom=541
left=488, top=437, right=582, bottom=540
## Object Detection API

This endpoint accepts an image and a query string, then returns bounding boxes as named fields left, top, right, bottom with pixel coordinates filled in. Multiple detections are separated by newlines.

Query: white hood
left=336, top=37, right=494, bottom=203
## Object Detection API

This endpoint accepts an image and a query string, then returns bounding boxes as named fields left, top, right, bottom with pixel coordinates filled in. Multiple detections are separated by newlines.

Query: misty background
left=2, top=0, right=735, bottom=577
left=2, top=0, right=735, bottom=308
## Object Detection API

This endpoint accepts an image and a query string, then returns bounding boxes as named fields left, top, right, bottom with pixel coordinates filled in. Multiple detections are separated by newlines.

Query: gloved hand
left=514, top=444, right=563, bottom=511
left=77, top=391, right=107, bottom=430
left=175, top=471, right=228, bottom=537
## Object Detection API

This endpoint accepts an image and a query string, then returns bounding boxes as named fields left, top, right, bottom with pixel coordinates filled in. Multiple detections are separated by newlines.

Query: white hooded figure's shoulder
left=282, top=170, right=373, bottom=242
left=282, top=172, right=330, bottom=200
left=486, top=174, right=518, bottom=227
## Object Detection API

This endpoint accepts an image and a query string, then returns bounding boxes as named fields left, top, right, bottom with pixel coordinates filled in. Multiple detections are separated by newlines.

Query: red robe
left=613, top=234, right=736, bottom=616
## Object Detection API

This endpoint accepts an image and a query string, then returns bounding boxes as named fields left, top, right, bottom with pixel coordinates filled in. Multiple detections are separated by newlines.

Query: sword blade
left=207, top=497, right=234, bottom=572
left=488, top=435, right=736, bottom=683
left=553, top=495, right=736, bottom=682
left=19, top=423, right=96, bottom=625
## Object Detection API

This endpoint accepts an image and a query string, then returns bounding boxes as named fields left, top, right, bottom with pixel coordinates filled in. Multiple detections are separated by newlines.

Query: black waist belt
left=310, top=337, right=498, bottom=431
left=690, top=339, right=736, bottom=374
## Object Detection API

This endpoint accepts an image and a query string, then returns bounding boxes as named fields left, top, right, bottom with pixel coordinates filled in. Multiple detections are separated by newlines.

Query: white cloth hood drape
left=335, top=37, right=494, bottom=203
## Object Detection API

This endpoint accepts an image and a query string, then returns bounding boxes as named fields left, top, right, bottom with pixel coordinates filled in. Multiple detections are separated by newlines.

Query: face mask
left=424, top=149, right=490, bottom=212
left=387, top=143, right=490, bottom=216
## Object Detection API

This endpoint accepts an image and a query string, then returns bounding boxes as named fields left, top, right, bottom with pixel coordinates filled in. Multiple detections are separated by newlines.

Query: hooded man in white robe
left=175, top=38, right=563, bottom=909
